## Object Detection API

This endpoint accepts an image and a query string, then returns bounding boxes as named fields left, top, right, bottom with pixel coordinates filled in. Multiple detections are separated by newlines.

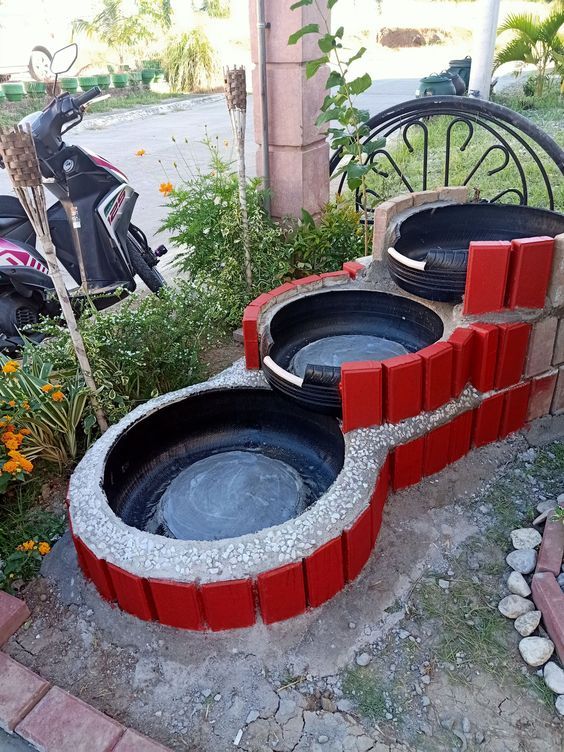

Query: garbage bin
left=448, top=57, right=472, bottom=90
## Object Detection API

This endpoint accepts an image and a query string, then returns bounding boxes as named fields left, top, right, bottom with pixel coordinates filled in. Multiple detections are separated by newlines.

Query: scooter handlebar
left=73, top=86, right=102, bottom=108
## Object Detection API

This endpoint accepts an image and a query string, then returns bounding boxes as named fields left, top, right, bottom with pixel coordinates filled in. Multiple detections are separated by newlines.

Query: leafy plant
left=495, top=7, right=564, bottom=96
left=73, top=0, right=173, bottom=70
left=553, top=506, right=564, bottom=524
left=36, top=283, right=214, bottom=425
left=162, top=139, right=366, bottom=328
left=162, top=30, right=216, bottom=92
left=0, top=352, right=90, bottom=470
left=202, top=0, right=230, bottom=18
left=288, top=0, right=383, bottom=255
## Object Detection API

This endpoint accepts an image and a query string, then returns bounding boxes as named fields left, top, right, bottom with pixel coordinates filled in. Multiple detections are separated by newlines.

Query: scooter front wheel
left=127, top=234, right=166, bottom=293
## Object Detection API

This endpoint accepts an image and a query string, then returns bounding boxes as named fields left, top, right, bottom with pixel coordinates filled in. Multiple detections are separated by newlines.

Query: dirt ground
left=5, top=408, right=564, bottom=752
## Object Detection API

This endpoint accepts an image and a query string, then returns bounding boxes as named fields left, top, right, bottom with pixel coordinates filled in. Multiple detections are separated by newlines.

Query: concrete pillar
left=249, top=0, right=330, bottom=219
left=468, top=0, right=501, bottom=100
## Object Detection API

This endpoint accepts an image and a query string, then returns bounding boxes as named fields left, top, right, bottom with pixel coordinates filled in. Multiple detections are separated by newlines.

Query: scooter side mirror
left=51, top=44, right=78, bottom=76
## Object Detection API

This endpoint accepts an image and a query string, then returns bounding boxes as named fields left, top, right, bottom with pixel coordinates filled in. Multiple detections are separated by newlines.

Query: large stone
left=556, top=695, right=564, bottom=716
left=543, top=662, right=564, bottom=694
left=518, top=637, right=555, bottom=667
left=506, top=549, right=537, bottom=574
left=498, top=594, right=535, bottom=619
left=514, top=610, right=541, bottom=637
left=510, top=528, right=542, bottom=550
left=507, top=571, right=531, bottom=598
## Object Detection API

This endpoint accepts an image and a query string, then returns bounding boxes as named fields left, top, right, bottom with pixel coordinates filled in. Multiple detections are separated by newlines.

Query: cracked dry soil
left=5, top=417, right=564, bottom=752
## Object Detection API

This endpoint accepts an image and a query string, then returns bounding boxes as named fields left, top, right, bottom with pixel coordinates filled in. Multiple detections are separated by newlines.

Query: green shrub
left=203, top=0, right=230, bottom=17
left=162, top=29, right=216, bottom=92
left=161, top=141, right=367, bottom=328
left=36, top=283, right=215, bottom=425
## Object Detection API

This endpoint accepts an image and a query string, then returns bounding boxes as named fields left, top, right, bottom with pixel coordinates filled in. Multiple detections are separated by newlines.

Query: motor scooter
left=0, top=43, right=167, bottom=351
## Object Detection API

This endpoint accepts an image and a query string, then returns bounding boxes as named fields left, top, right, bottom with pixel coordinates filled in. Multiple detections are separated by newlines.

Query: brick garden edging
left=66, top=196, right=564, bottom=632
left=0, top=590, right=171, bottom=752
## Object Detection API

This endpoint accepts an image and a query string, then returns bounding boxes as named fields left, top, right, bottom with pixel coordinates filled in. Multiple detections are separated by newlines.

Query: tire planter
left=78, top=76, right=98, bottom=91
left=111, top=73, right=129, bottom=88
left=25, top=81, right=46, bottom=98
left=0, top=89, right=6, bottom=103
left=96, top=74, right=111, bottom=90
left=2, top=82, right=25, bottom=102
left=388, top=203, right=564, bottom=302
left=60, top=77, right=78, bottom=94
left=141, top=68, right=155, bottom=85
left=261, top=289, right=444, bottom=414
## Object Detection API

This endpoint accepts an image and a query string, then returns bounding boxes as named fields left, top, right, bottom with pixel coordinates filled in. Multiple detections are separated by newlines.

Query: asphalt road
left=0, top=731, right=34, bottom=751
left=0, top=78, right=420, bottom=281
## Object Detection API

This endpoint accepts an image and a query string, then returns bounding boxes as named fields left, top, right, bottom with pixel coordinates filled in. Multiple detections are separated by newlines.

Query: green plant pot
left=60, top=77, right=78, bottom=94
left=0, top=89, right=6, bottom=103
left=25, top=81, right=46, bottom=98
left=96, top=74, right=111, bottom=90
left=111, top=73, right=129, bottom=88
left=78, top=76, right=98, bottom=91
left=141, top=68, right=155, bottom=84
left=153, top=69, right=165, bottom=82
left=2, top=82, right=25, bottom=102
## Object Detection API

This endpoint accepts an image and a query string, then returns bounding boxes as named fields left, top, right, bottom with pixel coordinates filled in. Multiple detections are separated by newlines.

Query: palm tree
left=73, top=0, right=172, bottom=70
left=495, top=7, right=564, bottom=97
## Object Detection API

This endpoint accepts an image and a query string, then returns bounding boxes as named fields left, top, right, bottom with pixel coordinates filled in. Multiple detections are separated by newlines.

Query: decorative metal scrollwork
left=329, top=96, right=564, bottom=219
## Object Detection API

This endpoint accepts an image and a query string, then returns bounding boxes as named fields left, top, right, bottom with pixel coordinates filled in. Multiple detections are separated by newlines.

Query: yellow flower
left=159, top=182, right=173, bottom=196
left=2, top=360, right=19, bottom=374
left=135, top=148, right=146, bottom=156
left=51, top=391, right=64, bottom=402
left=38, top=542, right=51, bottom=556
left=41, top=383, right=54, bottom=393
left=22, top=402, right=30, bottom=411
left=17, top=540, right=36, bottom=552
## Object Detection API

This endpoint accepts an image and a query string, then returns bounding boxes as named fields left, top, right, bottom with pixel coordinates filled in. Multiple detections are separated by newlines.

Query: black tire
left=28, top=46, right=52, bottom=82
left=127, top=234, right=165, bottom=293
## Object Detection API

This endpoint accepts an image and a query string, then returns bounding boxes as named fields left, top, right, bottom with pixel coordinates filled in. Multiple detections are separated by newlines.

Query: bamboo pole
left=224, top=65, right=252, bottom=291
left=0, top=125, right=108, bottom=433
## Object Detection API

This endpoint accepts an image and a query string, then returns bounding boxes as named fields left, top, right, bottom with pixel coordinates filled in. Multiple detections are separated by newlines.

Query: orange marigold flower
left=159, top=181, right=173, bottom=196
left=2, top=360, right=19, bottom=374
left=51, top=390, right=64, bottom=402
left=38, top=541, right=51, bottom=556
left=136, top=148, right=146, bottom=156
left=22, top=401, right=30, bottom=410
left=8, top=400, right=15, bottom=407
left=20, top=427, right=31, bottom=435
left=41, top=383, right=54, bottom=393
left=3, top=459, right=19, bottom=474
left=2, top=432, right=21, bottom=450
left=17, top=540, right=36, bottom=552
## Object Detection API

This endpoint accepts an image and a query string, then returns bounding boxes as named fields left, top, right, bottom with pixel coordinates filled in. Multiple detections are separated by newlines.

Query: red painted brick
left=74, top=541, right=116, bottom=603
left=499, top=382, right=531, bottom=438
left=249, top=292, right=274, bottom=308
left=304, top=537, right=345, bottom=608
left=370, top=456, right=390, bottom=544
left=0, top=652, right=49, bottom=732
left=419, top=342, right=453, bottom=411
left=320, top=270, right=349, bottom=281
left=392, top=437, right=425, bottom=491
left=291, top=274, right=321, bottom=287
left=532, top=572, right=564, bottom=664
left=0, top=591, right=30, bottom=647
left=552, top=366, right=564, bottom=415
left=525, top=317, right=558, bottom=377
left=340, top=361, right=382, bottom=432
left=448, top=410, right=474, bottom=464
left=382, top=354, right=423, bottom=423
left=470, top=323, right=499, bottom=393
left=107, top=563, right=155, bottom=622
left=507, top=236, right=554, bottom=309
left=495, top=322, right=531, bottom=390
left=463, top=240, right=511, bottom=314
left=71, top=532, right=91, bottom=581
left=16, top=686, right=124, bottom=752
left=242, top=305, right=260, bottom=370
left=200, top=579, right=255, bottom=630
left=257, top=563, right=306, bottom=624
left=537, top=511, right=564, bottom=577
left=527, top=372, right=558, bottom=421
left=343, top=506, right=373, bottom=582
left=449, top=328, right=474, bottom=396
left=423, top=422, right=451, bottom=477
left=113, top=729, right=171, bottom=752
left=148, top=579, right=203, bottom=630
left=473, top=392, right=504, bottom=447
left=342, top=261, right=364, bottom=278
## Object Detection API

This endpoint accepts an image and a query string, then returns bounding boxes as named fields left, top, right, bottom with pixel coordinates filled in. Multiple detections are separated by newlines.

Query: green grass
left=342, top=666, right=390, bottom=720
left=0, top=90, right=190, bottom=128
